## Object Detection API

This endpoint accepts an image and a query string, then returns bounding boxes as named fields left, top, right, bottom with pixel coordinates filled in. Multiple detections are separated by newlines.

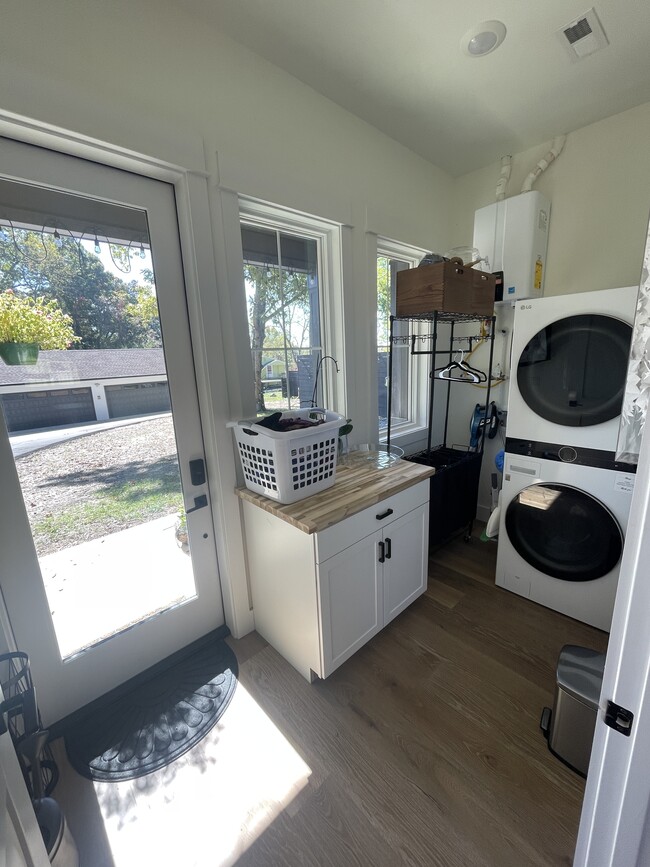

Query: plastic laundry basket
left=231, top=408, right=344, bottom=504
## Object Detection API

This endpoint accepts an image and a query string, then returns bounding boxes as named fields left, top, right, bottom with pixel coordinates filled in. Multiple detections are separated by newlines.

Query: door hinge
left=604, top=700, right=634, bottom=737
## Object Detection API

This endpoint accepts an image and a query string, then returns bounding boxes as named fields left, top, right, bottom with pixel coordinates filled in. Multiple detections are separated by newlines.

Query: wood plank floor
left=52, top=529, right=607, bottom=866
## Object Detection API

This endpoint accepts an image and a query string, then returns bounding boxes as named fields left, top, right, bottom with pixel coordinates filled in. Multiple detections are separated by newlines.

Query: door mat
left=63, top=638, right=238, bottom=782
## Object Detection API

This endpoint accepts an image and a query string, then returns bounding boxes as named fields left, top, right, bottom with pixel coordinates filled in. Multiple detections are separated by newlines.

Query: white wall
left=0, top=0, right=453, bottom=638
left=450, top=102, right=650, bottom=296
left=446, top=101, right=650, bottom=517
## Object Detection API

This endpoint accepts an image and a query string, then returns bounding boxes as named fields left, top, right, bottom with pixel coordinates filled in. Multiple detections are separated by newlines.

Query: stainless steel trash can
left=540, top=644, right=606, bottom=777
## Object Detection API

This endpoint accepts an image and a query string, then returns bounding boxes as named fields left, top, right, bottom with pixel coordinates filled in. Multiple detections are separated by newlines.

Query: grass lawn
left=32, top=476, right=184, bottom=552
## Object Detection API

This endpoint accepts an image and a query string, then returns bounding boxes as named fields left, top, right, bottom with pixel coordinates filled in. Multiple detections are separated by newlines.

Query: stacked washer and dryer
left=495, top=285, right=638, bottom=632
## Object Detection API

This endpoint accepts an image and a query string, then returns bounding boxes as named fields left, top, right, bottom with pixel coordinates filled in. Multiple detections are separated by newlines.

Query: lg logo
left=520, top=304, right=532, bottom=310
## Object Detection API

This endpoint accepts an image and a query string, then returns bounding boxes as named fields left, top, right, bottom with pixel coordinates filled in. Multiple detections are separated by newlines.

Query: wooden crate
left=396, top=261, right=495, bottom=317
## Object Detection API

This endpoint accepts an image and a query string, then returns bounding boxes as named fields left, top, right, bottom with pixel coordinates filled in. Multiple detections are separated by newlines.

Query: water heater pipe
left=521, top=135, right=567, bottom=193
left=495, top=155, right=512, bottom=201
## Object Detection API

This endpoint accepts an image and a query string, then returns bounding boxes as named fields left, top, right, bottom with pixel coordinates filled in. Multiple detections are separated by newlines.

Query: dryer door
left=505, top=483, right=623, bottom=581
left=516, top=314, right=631, bottom=427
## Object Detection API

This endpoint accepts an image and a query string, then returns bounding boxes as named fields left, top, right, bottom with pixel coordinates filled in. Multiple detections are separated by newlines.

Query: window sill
left=380, top=425, right=430, bottom=451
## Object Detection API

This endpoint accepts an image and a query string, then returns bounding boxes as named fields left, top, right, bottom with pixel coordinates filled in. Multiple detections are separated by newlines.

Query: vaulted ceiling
left=178, top=0, right=650, bottom=176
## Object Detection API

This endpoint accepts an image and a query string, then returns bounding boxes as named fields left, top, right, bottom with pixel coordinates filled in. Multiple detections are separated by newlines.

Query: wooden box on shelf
left=396, top=261, right=496, bottom=317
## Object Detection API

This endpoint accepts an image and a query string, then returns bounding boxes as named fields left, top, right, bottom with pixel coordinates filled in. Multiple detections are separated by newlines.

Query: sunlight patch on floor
left=90, top=683, right=311, bottom=867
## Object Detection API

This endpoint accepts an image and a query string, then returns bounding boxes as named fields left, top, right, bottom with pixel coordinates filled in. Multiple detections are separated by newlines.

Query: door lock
left=189, top=458, right=206, bottom=486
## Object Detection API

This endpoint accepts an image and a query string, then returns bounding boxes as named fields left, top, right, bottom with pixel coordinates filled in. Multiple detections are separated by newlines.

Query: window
left=377, top=240, right=427, bottom=437
left=239, top=201, right=343, bottom=417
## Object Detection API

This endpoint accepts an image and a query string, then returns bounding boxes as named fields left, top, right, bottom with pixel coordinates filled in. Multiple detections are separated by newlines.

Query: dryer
left=507, top=286, right=637, bottom=452
left=495, top=446, right=636, bottom=631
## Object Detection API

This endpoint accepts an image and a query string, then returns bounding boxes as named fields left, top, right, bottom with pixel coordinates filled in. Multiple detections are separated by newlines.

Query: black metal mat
left=63, top=637, right=238, bottom=782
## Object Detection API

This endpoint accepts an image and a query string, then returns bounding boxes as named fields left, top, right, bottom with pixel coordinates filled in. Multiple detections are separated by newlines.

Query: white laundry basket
left=231, top=408, right=345, bottom=504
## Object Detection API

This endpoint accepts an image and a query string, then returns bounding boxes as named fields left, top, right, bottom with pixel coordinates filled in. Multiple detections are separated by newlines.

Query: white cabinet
left=318, top=500, right=428, bottom=676
left=317, top=532, right=382, bottom=676
left=242, top=479, right=429, bottom=681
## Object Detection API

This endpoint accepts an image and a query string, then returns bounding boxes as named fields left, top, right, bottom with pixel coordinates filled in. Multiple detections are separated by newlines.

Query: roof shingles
left=0, top=349, right=166, bottom=386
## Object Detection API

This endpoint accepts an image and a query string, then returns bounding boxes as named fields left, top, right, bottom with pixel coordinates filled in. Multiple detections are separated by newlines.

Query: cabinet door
left=383, top=503, right=429, bottom=624
left=318, top=533, right=383, bottom=677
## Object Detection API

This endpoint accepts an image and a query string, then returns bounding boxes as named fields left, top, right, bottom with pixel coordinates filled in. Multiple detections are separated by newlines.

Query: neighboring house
left=0, top=349, right=170, bottom=432
left=260, top=356, right=285, bottom=380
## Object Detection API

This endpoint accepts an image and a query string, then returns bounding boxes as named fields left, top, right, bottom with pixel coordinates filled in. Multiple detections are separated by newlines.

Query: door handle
left=378, top=540, right=385, bottom=564
left=189, top=458, right=206, bottom=486
left=186, top=494, right=208, bottom=514
left=385, top=537, right=392, bottom=559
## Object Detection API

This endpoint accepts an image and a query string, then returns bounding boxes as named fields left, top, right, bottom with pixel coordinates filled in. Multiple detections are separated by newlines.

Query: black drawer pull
left=378, top=541, right=385, bottom=563
left=376, top=508, right=394, bottom=520
left=385, top=537, right=392, bottom=559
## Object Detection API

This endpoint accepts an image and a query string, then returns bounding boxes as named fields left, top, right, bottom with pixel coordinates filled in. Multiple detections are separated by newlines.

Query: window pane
left=241, top=224, right=322, bottom=414
left=378, top=255, right=410, bottom=431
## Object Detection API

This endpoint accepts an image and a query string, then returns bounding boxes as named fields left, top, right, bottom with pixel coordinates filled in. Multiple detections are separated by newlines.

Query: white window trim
left=238, top=196, right=345, bottom=416
left=377, top=237, right=428, bottom=446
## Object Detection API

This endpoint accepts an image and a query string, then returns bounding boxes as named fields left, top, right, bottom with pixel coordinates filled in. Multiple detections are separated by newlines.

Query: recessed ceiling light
left=462, top=20, right=507, bottom=57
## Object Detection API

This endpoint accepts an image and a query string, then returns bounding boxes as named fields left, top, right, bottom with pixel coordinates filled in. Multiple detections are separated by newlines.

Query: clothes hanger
left=435, top=350, right=486, bottom=383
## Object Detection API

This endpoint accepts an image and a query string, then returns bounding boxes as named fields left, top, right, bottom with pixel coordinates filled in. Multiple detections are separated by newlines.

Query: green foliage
left=0, top=289, right=79, bottom=348
left=124, top=285, right=162, bottom=347
left=245, top=263, right=311, bottom=412
left=377, top=256, right=391, bottom=346
left=31, top=478, right=183, bottom=555
left=0, top=231, right=162, bottom=349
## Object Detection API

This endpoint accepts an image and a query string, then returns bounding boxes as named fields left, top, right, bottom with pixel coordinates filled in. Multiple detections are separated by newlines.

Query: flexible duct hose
left=521, top=135, right=567, bottom=192
left=495, top=155, right=512, bottom=201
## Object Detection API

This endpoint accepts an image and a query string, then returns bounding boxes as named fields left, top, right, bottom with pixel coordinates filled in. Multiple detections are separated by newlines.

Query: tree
left=244, top=263, right=311, bottom=412
left=377, top=255, right=391, bottom=348
left=0, top=230, right=161, bottom=349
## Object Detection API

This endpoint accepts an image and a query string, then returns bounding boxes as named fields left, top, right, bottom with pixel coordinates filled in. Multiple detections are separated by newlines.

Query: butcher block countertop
left=236, top=451, right=435, bottom=534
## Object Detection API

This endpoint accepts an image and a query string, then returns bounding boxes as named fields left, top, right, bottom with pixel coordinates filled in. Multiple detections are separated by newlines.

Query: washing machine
left=507, top=286, right=637, bottom=452
left=495, top=446, right=636, bottom=631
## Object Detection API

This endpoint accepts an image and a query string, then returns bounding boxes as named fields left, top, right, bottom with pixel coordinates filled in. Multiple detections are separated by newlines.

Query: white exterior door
left=574, top=385, right=650, bottom=865
left=0, top=137, right=224, bottom=725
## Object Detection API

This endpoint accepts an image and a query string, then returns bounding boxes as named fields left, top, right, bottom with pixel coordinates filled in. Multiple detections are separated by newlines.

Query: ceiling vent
left=557, top=7, right=609, bottom=60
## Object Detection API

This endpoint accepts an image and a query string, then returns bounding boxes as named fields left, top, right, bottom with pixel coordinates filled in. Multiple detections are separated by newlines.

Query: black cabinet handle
left=378, top=540, right=385, bottom=563
left=376, top=508, right=394, bottom=521
left=385, top=537, right=392, bottom=559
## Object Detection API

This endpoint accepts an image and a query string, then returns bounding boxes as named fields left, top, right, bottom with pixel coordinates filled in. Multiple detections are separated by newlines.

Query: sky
left=80, top=239, right=153, bottom=286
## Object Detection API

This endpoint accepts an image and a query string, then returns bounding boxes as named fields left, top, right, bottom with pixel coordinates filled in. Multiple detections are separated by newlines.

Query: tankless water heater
left=472, top=190, right=551, bottom=301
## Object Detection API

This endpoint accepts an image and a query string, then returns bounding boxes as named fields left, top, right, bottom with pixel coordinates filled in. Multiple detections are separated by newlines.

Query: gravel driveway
left=15, top=416, right=181, bottom=555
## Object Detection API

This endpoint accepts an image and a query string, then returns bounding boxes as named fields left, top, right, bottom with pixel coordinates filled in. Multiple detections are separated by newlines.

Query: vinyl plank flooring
left=51, top=526, right=601, bottom=866
left=235, top=529, right=598, bottom=866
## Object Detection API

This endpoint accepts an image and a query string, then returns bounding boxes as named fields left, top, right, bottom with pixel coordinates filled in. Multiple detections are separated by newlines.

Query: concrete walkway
left=40, top=513, right=195, bottom=659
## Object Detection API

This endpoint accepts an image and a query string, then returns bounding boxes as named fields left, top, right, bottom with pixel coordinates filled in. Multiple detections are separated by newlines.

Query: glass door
left=0, top=137, right=224, bottom=724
